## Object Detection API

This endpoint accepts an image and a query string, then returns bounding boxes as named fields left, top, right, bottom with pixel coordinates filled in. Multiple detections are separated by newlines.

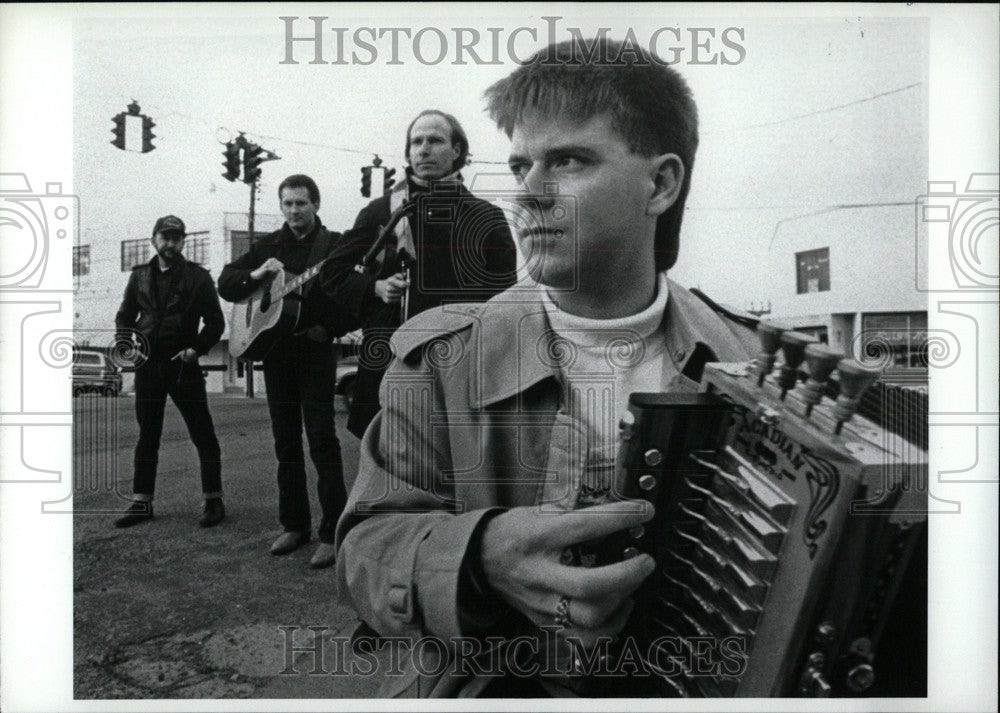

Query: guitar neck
left=273, top=257, right=329, bottom=299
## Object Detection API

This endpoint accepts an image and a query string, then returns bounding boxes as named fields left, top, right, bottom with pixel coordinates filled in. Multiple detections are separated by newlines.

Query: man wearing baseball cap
left=114, top=215, right=226, bottom=528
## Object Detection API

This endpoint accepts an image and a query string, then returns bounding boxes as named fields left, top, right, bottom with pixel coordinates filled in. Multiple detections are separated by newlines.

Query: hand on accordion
left=480, top=500, right=657, bottom=650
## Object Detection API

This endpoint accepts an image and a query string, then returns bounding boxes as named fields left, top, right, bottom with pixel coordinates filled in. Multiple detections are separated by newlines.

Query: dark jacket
left=115, top=255, right=224, bottom=361
left=334, top=281, right=756, bottom=697
left=320, top=180, right=518, bottom=436
left=217, top=218, right=350, bottom=337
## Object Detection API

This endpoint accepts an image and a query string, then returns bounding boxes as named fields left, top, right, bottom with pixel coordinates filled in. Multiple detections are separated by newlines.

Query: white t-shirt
left=540, top=272, right=677, bottom=501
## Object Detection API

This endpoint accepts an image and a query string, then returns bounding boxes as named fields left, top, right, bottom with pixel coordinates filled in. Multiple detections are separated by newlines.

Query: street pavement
left=73, top=392, right=388, bottom=699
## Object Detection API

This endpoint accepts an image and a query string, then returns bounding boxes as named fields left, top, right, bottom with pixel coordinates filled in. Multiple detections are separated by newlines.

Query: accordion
left=574, top=327, right=928, bottom=697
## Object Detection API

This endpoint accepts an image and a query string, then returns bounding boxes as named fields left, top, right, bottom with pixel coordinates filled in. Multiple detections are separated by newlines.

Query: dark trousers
left=133, top=358, right=222, bottom=497
left=347, top=324, right=396, bottom=438
left=346, top=364, right=387, bottom=439
left=263, top=338, right=346, bottom=544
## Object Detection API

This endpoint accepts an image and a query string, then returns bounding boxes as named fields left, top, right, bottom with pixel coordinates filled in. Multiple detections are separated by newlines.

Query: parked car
left=335, top=355, right=358, bottom=410
left=72, top=349, right=123, bottom=396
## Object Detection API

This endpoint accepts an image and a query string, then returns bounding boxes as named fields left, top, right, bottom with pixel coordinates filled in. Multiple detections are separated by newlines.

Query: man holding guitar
left=218, top=175, right=348, bottom=568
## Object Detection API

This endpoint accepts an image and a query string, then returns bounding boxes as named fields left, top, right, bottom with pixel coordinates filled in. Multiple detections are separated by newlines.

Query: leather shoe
left=199, top=498, right=225, bottom=528
left=270, top=531, right=310, bottom=556
left=309, top=542, right=338, bottom=569
left=115, top=501, right=153, bottom=528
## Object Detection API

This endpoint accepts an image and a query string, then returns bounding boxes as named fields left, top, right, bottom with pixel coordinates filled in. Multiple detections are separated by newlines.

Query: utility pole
left=221, top=133, right=280, bottom=397
left=245, top=178, right=257, bottom=398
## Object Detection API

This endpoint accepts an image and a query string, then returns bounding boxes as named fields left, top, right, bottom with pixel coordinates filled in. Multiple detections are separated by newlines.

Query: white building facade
left=766, top=205, right=927, bottom=367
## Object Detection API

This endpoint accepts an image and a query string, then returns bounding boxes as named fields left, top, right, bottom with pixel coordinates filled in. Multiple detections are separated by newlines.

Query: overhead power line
left=768, top=201, right=913, bottom=250
left=116, top=80, right=922, bottom=167
left=706, top=82, right=922, bottom=134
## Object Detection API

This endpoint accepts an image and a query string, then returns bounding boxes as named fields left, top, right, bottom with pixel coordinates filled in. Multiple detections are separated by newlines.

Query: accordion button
left=622, top=546, right=640, bottom=559
left=815, top=622, right=836, bottom=644
left=803, top=670, right=832, bottom=697
left=846, top=663, right=875, bottom=692
left=644, top=449, right=663, bottom=466
left=638, top=474, right=657, bottom=491
left=629, top=525, right=645, bottom=539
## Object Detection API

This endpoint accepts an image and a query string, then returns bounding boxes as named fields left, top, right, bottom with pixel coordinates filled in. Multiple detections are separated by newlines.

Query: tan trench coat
left=335, top=281, right=755, bottom=697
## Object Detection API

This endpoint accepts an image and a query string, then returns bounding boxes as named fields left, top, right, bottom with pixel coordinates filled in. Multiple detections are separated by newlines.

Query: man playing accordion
left=335, top=38, right=756, bottom=697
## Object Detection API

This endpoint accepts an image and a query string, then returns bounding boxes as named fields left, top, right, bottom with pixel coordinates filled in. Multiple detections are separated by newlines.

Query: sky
left=72, top=10, right=926, bottom=306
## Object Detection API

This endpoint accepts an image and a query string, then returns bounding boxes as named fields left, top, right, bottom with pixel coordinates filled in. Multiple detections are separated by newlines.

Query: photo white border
left=0, top=3, right=996, bottom=712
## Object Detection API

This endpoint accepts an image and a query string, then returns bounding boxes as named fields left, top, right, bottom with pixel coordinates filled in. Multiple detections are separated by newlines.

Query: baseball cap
left=153, top=215, right=186, bottom=237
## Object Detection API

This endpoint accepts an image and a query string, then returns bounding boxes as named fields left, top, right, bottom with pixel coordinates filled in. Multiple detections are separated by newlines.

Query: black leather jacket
left=115, top=255, right=225, bottom=361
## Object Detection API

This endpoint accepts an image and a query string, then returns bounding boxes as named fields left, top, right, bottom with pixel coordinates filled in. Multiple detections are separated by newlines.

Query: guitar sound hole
left=260, top=274, right=276, bottom=313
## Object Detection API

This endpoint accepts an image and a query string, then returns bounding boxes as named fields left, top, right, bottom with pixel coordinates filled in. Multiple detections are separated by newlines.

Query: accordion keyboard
left=579, top=325, right=927, bottom=697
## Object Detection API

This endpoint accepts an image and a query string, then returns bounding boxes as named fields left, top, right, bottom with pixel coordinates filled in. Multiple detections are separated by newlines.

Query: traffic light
left=383, top=167, right=396, bottom=193
left=243, top=143, right=264, bottom=184
left=110, top=112, right=127, bottom=150
left=361, top=165, right=373, bottom=198
left=141, top=116, right=156, bottom=153
left=221, top=141, right=241, bottom=182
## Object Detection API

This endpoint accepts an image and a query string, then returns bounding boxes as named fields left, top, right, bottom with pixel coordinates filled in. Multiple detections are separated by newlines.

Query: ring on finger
left=554, top=595, right=573, bottom=628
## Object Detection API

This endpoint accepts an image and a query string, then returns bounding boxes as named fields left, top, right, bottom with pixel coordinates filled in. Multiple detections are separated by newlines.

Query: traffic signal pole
left=219, top=134, right=279, bottom=398
left=245, top=177, right=257, bottom=398
left=248, top=176, right=257, bottom=245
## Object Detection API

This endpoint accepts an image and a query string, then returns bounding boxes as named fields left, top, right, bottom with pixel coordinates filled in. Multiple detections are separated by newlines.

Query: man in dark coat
left=217, top=175, right=348, bottom=568
left=114, top=215, right=226, bottom=529
left=320, top=110, right=518, bottom=438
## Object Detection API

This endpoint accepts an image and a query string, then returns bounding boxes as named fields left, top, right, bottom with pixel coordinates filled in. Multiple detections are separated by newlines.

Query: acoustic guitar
left=227, top=258, right=329, bottom=361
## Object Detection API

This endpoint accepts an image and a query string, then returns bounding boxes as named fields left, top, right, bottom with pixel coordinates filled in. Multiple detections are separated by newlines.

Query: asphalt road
left=73, top=391, right=386, bottom=699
